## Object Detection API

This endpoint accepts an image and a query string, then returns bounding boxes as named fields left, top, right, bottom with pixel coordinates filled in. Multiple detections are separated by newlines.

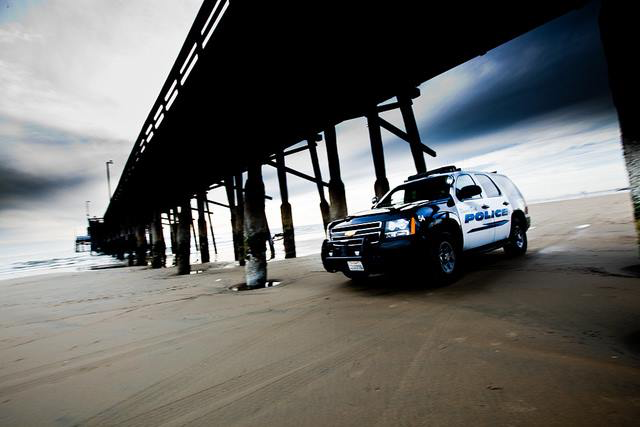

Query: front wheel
left=504, top=220, right=527, bottom=256
left=430, top=232, right=461, bottom=285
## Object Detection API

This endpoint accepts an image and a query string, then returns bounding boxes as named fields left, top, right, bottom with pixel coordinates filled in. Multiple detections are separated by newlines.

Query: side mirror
left=458, top=184, right=482, bottom=200
left=371, top=196, right=379, bottom=206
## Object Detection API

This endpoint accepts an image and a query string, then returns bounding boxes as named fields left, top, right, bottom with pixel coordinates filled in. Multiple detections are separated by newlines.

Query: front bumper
left=321, top=237, right=420, bottom=274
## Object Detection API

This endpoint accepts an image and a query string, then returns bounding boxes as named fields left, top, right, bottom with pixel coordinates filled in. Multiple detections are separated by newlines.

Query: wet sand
left=0, top=192, right=639, bottom=426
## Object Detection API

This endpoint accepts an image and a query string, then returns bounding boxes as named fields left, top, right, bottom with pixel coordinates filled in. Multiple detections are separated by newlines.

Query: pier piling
left=115, top=234, right=125, bottom=261
left=234, top=174, right=246, bottom=266
left=134, top=225, right=147, bottom=266
left=168, top=209, right=178, bottom=265
left=225, top=177, right=240, bottom=261
left=176, top=199, right=192, bottom=275
left=600, top=2, right=640, bottom=243
left=275, top=151, right=296, bottom=258
left=398, top=93, right=427, bottom=174
left=243, top=163, right=268, bottom=288
left=308, top=139, right=331, bottom=229
left=324, top=126, right=348, bottom=221
left=367, top=111, right=390, bottom=199
left=196, top=192, right=210, bottom=263
left=150, top=211, right=166, bottom=268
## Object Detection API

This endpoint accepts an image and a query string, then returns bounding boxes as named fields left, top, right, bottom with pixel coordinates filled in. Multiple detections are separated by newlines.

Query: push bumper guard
left=321, top=237, right=419, bottom=274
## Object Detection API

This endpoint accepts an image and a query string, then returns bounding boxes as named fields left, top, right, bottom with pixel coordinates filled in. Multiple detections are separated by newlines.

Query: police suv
left=321, top=166, right=530, bottom=282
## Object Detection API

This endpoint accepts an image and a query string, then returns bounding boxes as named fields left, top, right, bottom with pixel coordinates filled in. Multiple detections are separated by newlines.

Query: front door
left=454, top=174, right=495, bottom=250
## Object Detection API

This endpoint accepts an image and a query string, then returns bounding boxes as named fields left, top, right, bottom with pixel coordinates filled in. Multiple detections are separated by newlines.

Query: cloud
left=0, top=0, right=202, bottom=253
left=0, top=163, right=85, bottom=207
left=440, top=109, right=627, bottom=200
left=0, top=114, right=131, bottom=253
left=0, top=0, right=202, bottom=141
left=415, top=2, right=612, bottom=145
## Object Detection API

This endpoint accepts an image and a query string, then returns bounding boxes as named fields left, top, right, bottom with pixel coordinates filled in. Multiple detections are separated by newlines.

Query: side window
left=496, top=176, right=525, bottom=201
left=475, top=174, right=501, bottom=198
left=455, top=174, right=481, bottom=200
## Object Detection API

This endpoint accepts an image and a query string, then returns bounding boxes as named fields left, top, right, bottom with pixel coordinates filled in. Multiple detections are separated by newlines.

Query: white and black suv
left=321, top=166, right=530, bottom=282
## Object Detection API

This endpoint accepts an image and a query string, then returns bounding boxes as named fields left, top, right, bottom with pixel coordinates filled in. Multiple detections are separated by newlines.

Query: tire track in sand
left=0, top=294, right=329, bottom=399
left=85, top=303, right=448, bottom=427
left=81, top=297, right=331, bottom=424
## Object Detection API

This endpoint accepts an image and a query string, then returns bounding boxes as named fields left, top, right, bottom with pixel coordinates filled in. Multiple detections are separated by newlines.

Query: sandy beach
left=0, top=192, right=639, bottom=426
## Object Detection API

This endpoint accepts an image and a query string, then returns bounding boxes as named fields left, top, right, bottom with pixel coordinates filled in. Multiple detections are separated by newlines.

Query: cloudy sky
left=0, top=0, right=630, bottom=259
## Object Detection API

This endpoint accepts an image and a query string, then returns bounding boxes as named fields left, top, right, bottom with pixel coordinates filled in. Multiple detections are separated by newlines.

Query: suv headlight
left=385, top=218, right=411, bottom=238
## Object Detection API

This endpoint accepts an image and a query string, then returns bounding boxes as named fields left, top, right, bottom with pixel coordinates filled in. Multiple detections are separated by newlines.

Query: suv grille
left=329, top=221, right=382, bottom=246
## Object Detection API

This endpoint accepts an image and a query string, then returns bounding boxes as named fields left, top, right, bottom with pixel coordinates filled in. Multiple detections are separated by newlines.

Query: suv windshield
left=375, top=176, right=452, bottom=208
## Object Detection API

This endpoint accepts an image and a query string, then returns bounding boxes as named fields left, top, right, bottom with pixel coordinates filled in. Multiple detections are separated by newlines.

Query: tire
left=343, top=270, right=369, bottom=282
left=504, top=220, right=527, bottom=256
left=430, top=232, right=461, bottom=285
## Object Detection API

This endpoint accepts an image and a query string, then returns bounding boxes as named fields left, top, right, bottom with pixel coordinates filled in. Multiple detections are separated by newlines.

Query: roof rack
left=405, top=165, right=460, bottom=182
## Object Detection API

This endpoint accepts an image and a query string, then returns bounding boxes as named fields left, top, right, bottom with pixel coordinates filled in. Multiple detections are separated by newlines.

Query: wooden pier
left=91, top=1, right=638, bottom=287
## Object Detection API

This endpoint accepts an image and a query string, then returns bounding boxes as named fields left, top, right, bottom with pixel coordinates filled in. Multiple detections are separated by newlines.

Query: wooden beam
left=208, top=199, right=230, bottom=208
left=190, top=207, right=216, bottom=214
left=376, top=116, right=436, bottom=157
left=268, top=143, right=315, bottom=160
left=377, top=116, right=409, bottom=142
left=376, top=101, right=401, bottom=113
left=190, top=221, right=199, bottom=252
left=205, top=201, right=218, bottom=255
left=207, top=182, right=273, bottom=200
left=265, top=160, right=329, bottom=187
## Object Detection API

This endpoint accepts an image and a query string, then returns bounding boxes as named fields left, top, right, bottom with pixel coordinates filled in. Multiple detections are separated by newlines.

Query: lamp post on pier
left=106, top=160, right=114, bottom=201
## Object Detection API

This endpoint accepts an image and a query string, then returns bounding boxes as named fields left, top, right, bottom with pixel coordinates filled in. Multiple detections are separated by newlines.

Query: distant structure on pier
left=75, top=218, right=107, bottom=254
left=74, top=235, right=91, bottom=253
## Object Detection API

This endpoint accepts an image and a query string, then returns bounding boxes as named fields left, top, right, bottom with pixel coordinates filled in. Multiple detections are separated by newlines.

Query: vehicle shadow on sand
left=341, top=250, right=528, bottom=297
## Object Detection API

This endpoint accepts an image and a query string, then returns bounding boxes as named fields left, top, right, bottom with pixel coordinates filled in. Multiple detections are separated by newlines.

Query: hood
left=332, top=199, right=445, bottom=227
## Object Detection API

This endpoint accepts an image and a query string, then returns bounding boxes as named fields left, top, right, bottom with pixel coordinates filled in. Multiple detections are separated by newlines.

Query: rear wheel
left=430, top=232, right=461, bottom=284
left=504, top=220, right=527, bottom=256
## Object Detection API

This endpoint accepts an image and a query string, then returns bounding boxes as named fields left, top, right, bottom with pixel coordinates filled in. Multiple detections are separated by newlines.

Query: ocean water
left=0, top=223, right=327, bottom=282
left=0, top=250, right=123, bottom=282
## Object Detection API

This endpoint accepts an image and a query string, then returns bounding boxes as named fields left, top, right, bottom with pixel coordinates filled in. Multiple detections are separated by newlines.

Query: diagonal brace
left=265, top=160, right=329, bottom=187
left=375, top=116, right=436, bottom=157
